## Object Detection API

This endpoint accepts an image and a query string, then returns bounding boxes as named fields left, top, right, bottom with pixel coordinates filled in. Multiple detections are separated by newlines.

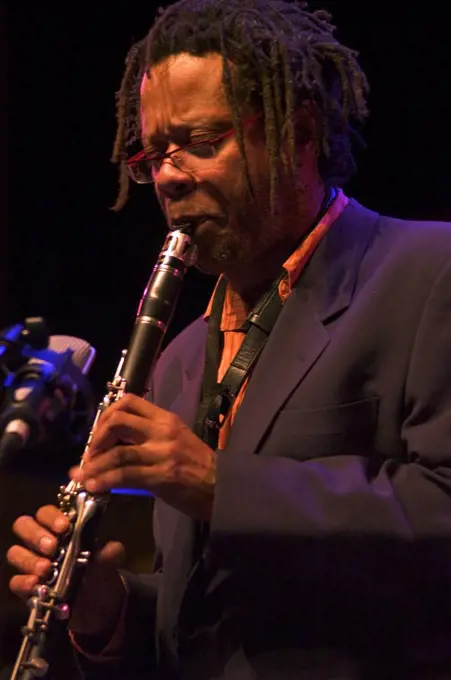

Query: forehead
left=140, top=53, right=232, bottom=136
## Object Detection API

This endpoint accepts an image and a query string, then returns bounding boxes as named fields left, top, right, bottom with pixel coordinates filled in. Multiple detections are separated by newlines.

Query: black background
left=4, top=4, right=451, bottom=397
left=1, top=3, right=451, bottom=674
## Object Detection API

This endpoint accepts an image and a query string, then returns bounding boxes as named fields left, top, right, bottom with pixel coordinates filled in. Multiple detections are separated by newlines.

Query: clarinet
left=10, top=225, right=197, bottom=680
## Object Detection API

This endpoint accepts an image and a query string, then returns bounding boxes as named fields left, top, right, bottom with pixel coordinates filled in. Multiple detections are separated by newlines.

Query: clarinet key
left=77, top=550, right=91, bottom=565
left=21, top=657, right=49, bottom=677
left=54, top=603, right=70, bottom=620
left=33, top=585, right=49, bottom=599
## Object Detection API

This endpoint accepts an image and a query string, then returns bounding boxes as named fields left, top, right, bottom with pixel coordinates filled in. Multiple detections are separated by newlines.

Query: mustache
left=161, top=178, right=233, bottom=227
left=169, top=214, right=228, bottom=229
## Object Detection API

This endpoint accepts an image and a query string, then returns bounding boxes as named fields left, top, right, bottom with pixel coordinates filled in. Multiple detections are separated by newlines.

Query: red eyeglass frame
left=126, top=114, right=261, bottom=171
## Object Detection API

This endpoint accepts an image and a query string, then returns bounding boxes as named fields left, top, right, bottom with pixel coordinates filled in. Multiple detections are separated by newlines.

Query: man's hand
left=70, top=394, right=216, bottom=521
left=7, top=505, right=127, bottom=642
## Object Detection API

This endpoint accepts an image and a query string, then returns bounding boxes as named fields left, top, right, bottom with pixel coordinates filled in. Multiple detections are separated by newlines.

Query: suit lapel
left=225, top=199, right=380, bottom=454
left=225, top=285, right=329, bottom=453
left=159, top=319, right=208, bottom=428
left=168, top=366, right=204, bottom=430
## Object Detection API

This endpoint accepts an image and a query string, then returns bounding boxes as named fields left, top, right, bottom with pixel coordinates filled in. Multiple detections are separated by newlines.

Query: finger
left=98, top=393, right=158, bottom=427
left=88, top=411, right=151, bottom=458
left=12, top=515, right=61, bottom=557
left=35, top=505, right=70, bottom=534
left=71, top=444, right=147, bottom=485
left=10, top=574, right=40, bottom=601
left=93, top=541, right=126, bottom=567
left=7, top=545, right=52, bottom=578
left=81, top=465, right=157, bottom=494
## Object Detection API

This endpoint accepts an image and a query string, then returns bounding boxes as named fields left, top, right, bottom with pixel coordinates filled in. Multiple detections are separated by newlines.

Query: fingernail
left=85, top=478, right=97, bottom=492
left=39, top=536, right=54, bottom=555
left=54, top=517, right=68, bottom=533
left=70, top=466, right=82, bottom=481
left=26, top=576, right=38, bottom=589
left=36, top=559, right=50, bottom=577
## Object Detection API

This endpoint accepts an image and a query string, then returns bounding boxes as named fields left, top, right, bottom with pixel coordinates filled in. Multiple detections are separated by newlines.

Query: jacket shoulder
left=347, top=199, right=451, bottom=277
left=371, top=205, right=451, bottom=259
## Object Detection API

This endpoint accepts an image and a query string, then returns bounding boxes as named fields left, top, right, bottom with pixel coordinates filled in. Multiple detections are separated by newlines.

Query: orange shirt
left=204, top=189, right=349, bottom=450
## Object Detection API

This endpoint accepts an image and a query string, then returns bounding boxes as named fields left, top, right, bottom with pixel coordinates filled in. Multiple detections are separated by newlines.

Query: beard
left=194, top=209, right=273, bottom=275
left=193, top=184, right=294, bottom=279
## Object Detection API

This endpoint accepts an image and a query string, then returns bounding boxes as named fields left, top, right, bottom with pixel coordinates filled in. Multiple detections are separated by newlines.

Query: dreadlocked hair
left=110, top=0, right=369, bottom=211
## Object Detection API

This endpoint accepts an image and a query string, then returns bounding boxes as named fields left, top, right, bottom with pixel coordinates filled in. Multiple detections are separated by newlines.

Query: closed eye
left=185, top=139, right=219, bottom=158
left=185, top=130, right=235, bottom=157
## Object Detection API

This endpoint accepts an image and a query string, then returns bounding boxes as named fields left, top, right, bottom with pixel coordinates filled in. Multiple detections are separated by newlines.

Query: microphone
left=0, top=335, right=96, bottom=464
left=0, top=317, right=49, bottom=369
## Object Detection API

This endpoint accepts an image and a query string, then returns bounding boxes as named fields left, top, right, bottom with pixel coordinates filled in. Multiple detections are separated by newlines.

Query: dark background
left=1, top=2, right=451, bottom=676
left=3, top=4, right=451, bottom=390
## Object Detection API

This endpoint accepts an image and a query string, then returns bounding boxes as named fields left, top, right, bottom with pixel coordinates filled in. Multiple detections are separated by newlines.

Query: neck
left=225, top=183, right=328, bottom=311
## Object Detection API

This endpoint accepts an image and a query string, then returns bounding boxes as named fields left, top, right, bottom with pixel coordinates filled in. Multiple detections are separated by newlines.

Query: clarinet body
left=10, top=226, right=197, bottom=680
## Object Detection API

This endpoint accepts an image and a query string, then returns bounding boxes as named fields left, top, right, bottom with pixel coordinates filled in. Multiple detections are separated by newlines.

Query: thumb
left=93, top=540, right=126, bottom=568
left=69, top=541, right=127, bottom=635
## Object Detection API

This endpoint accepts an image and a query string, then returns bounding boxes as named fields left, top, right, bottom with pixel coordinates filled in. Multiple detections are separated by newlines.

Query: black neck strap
left=193, top=269, right=286, bottom=450
left=193, top=186, right=336, bottom=450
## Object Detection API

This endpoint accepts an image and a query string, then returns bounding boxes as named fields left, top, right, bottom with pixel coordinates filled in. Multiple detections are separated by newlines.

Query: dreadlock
left=110, top=0, right=369, bottom=211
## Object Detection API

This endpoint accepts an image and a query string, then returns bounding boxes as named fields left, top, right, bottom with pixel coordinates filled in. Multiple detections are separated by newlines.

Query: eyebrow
left=142, top=119, right=233, bottom=147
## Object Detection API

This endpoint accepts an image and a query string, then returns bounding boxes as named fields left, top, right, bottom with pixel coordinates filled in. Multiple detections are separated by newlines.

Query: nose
left=154, top=157, right=196, bottom=200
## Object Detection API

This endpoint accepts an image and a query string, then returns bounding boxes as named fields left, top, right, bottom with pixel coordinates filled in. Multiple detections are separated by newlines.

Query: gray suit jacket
left=84, top=199, right=451, bottom=679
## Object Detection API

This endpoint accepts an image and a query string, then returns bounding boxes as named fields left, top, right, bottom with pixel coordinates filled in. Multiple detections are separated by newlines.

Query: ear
left=281, top=102, right=322, bottom=188
left=292, top=101, right=319, bottom=149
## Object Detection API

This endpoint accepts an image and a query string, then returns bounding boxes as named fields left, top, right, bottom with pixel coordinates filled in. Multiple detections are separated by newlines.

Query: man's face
left=140, top=53, right=301, bottom=276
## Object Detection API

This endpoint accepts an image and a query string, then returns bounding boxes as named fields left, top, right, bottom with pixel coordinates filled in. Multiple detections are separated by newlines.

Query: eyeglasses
left=126, top=115, right=260, bottom=185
